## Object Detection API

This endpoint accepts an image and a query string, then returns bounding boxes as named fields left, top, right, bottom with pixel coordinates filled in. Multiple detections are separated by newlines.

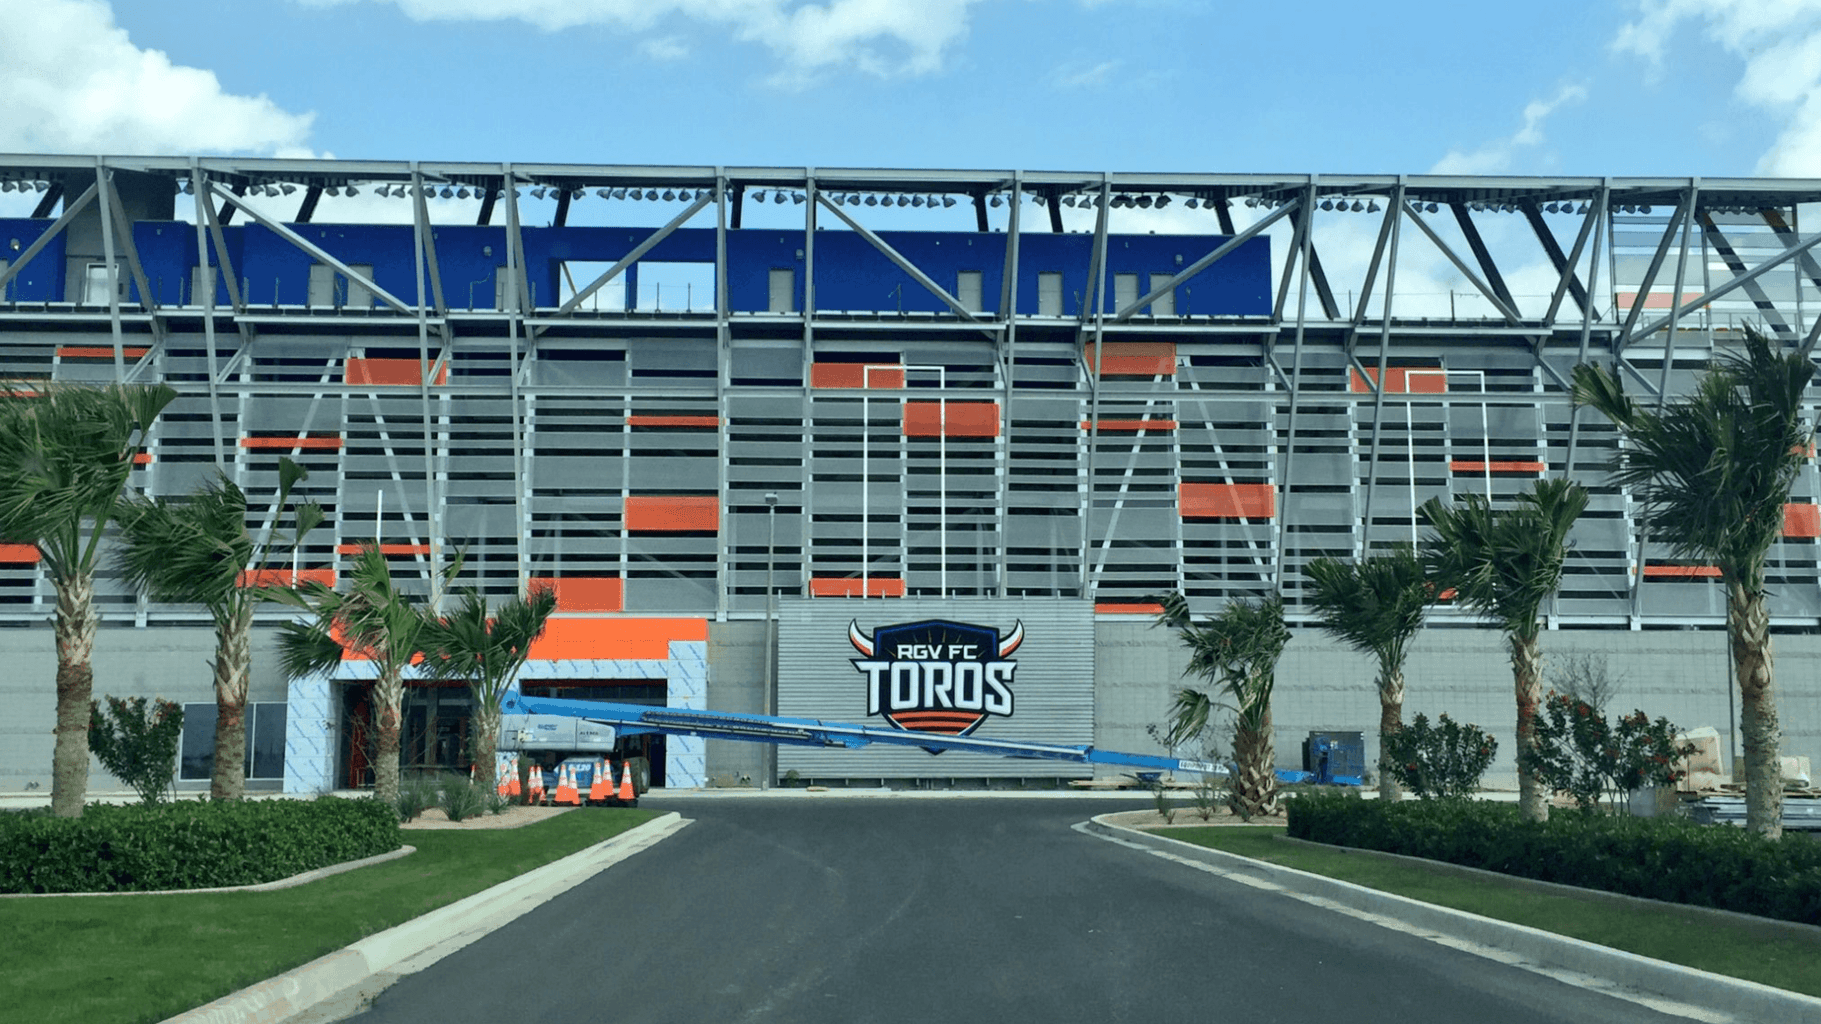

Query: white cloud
left=0, top=0, right=316, bottom=155
left=642, top=36, right=692, bottom=61
left=301, top=0, right=985, bottom=87
left=1051, top=59, right=1120, bottom=89
left=1612, top=0, right=1821, bottom=175
left=1429, top=84, right=1587, bottom=176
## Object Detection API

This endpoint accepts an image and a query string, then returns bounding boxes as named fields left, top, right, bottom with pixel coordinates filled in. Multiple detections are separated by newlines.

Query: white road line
left=1071, top=822, right=1735, bottom=1024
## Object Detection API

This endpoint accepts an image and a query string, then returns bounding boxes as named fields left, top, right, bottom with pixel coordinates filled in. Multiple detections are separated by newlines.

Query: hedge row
left=1285, top=793, right=1821, bottom=925
left=0, top=796, right=401, bottom=894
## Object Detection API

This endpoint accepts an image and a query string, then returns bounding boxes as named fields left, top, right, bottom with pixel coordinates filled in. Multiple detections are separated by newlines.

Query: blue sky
left=2, top=0, right=1817, bottom=179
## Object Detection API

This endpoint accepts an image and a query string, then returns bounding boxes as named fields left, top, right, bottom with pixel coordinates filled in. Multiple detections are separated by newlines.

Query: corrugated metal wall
left=777, top=598, right=1094, bottom=778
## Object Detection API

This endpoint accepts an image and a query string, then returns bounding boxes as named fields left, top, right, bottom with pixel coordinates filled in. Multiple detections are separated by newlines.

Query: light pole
left=762, top=491, right=778, bottom=790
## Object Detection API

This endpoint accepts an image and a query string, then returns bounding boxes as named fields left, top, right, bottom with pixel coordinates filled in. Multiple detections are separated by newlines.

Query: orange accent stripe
left=1082, top=419, right=1178, bottom=431
left=1784, top=503, right=1821, bottom=538
left=809, top=577, right=906, bottom=598
left=335, top=543, right=432, bottom=556
left=527, top=576, right=624, bottom=612
left=1616, top=292, right=1707, bottom=311
left=1084, top=341, right=1175, bottom=377
left=1349, top=366, right=1447, bottom=394
left=624, top=496, right=719, bottom=532
left=812, top=363, right=904, bottom=389
left=1180, top=482, right=1276, bottom=519
left=236, top=568, right=335, bottom=588
left=626, top=415, right=720, bottom=428
left=1096, top=602, right=1165, bottom=614
left=57, top=346, right=149, bottom=360
left=131, top=453, right=153, bottom=466
left=526, top=617, right=708, bottom=661
left=1449, top=460, right=1547, bottom=473
left=903, top=401, right=999, bottom=438
left=240, top=436, right=344, bottom=450
left=0, top=543, right=40, bottom=563
left=1643, top=564, right=1722, bottom=578
left=345, top=357, right=448, bottom=386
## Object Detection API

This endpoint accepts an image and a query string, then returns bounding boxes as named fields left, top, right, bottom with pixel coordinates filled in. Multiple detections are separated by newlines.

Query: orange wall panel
left=1450, top=460, right=1547, bottom=473
left=1643, top=564, right=1722, bottom=579
left=526, top=617, right=709, bottom=660
left=1180, top=482, right=1276, bottom=519
left=1785, top=503, right=1821, bottom=538
left=1081, top=419, right=1177, bottom=432
left=0, top=543, right=40, bottom=563
left=1349, top=366, right=1447, bottom=394
left=1084, top=342, right=1175, bottom=377
left=528, top=576, right=625, bottom=612
left=626, top=415, right=720, bottom=428
left=57, top=346, right=149, bottom=360
left=335, top=543, right=432, bottom=556
left=241, top=435, right=344, bottom=451
left=624, top=496, right=719, bottom=532
left=345, top=357, right=448, bottom=386
left=812, top=363, right=904, bottom=388
left=237, top=568, right=335, bottom=588
left=1096, top=602, right=1164, bottom=614
left=902, top=401, right=1000, bottom=438
left=810, top=577, right=906, bottom=598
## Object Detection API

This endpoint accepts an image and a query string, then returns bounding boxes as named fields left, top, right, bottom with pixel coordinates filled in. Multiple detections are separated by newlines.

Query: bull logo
left=848, top=618, right=1024, bottom=738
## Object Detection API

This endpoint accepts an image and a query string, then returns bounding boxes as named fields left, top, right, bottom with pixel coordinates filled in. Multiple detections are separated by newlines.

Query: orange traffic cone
left=588, top=758, right=609, bottom=803
left=617, top=761, right=637, bottom=804
left=527, top=763, right=545, bottom=803
left=506, top=755, right=521, bottom=798
left=555, top=763, right=579, bottom=805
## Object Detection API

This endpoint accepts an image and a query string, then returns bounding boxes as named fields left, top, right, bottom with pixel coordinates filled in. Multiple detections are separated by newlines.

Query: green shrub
left=438, top=778, right=487, bottom=822
left=0, top=796, right=400, bottom=894
left=87, top=696, right=184, bottom=805
left=1286, top=792, right=1821, bottom=925
left=396, top=773, right=438, bottom=823
left=1379, top=713, right=1497, bottom=800
left=1520, top=691, right=1693, bottom=812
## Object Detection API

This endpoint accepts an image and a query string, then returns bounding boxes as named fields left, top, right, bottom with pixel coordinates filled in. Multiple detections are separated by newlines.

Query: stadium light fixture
left=897, top=195, right=911, bottom=207
left=989, top=195, right=1002, bottom=207
left=911, top=196, right=925, bottom=207
left=1184, top=197, right=1198, bottom=209
left=531, top=187, right=546, bottom=199
left=457, top=187, right=471, bottom=199
left=325, top=186, right=340, bottom=197
left=941, top=196, right=956, bottom=208
left=1156, top=195, right=1171, bottom=208
left=610, top=188, right=626, bottom=199
left=1367, top=201, right=1379, bottom=213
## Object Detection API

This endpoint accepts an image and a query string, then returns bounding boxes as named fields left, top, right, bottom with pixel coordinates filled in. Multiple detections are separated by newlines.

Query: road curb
left=161, top=811, right=690, bottom=1024
left=1083, top=816, right=1821, bottom=1022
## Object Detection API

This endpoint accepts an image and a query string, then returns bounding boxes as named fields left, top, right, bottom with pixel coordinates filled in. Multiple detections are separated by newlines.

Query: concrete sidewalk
left=160, top=812, right=690, bottom=1024
left=1081, top=815, right=1821, bottom=1024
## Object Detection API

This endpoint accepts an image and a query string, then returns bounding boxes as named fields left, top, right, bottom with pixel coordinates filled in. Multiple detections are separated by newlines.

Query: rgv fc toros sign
left=847, top=618, right=1024, bottom=736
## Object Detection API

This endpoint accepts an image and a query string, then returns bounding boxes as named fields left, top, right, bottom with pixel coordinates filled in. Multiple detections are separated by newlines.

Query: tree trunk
left=471, top=700, right=501, bottom=795
left=1377, top=667, right=1404, bottom=802
left=1729, top=580, right=1782, bottom=839
left=1230, top=703, right=1278, bottom=819
left=1510, top=633, right=1549, bottom=822
left=210, top=603, right=253, bottom=802
left=371, top=666, right=404, bottom=809
left=51, top=570, right=98, bottom=818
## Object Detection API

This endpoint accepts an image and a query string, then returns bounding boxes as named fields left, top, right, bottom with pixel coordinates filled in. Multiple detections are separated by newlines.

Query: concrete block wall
left=0, top=625, right=291, bottom=796
left=704, top=621, right=767, bottom=785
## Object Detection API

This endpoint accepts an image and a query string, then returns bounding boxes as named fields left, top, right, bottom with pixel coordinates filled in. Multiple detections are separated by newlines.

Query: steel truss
left=3, top=157, right=1821, bottom=630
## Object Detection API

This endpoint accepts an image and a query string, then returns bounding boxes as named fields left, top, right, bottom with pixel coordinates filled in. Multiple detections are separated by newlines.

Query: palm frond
left=1302, top=546, right=1429, bottom=673
left=1419, top=478, right=1587, bottom=641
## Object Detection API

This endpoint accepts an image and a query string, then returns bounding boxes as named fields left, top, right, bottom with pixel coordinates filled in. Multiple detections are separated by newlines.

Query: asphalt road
left=351, top=797, right=1688, bottom=1024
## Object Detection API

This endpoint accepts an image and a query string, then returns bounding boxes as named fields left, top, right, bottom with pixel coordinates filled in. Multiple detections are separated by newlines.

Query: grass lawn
left=1166, top=825, right=1821, bottom=998
left=0, top=807, right=659, bottom=1024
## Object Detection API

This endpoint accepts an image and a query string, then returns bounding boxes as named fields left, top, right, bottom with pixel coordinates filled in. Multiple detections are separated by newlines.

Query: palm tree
left=114, top=458, right=323, bottom=801
left=1419, top=478, right=1588, bottom=823
left=1156, top=591, right=1290, bottom=819
left=0, top=382, right=177, bottom=817
left=1302, top=546, right=1432, bottom=801
left=1572, top=327, right=1812, bottom=839
left=271, top=545, right=458, bottom=808
left=418, top=585, right=557, bottom=795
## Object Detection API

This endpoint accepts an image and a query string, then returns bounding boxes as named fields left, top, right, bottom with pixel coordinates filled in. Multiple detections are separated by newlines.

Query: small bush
left=439, top=778, right=488, bottom=822
left=396, top=774, right=437, bottom=823
left=88, top=696, right=184, bottom=805
left=1520, top=691, right=1692, bottom=812
left=1380, top=713, right=1497, bottom=800
left=0, top=796, right=400, bottom=894
left=1286, top=792, right=1821, bottom=925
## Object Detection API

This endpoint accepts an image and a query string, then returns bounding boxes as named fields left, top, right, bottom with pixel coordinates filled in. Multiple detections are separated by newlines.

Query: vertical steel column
left=1358, top=181, right=1406, bottom=557
left=997, top=172, right=1022, bottom=598
left=191, top=160, right=227, bottom=466
left=715, top=168, right=732, bottom=620
left=800, top=172, right=815, bottom=600
left=94, top=161, right=126, bottom=384
left=504, top=167, right=530, bottom=595
left=1271, top=177, right=1319, bottom=593
left=409, top=164, right=443, bottom=598
left=1078, top=175, right=1112, bottom=598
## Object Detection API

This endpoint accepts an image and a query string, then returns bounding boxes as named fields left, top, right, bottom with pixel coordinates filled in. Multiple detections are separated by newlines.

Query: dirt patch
left=1099, top=806, right=1287, bottom=830
left=400, top=805, right=578, bottom=830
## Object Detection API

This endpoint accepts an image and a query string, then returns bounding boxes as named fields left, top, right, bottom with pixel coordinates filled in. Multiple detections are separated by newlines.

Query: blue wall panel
left=0, top=219, right=68, bottom=302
